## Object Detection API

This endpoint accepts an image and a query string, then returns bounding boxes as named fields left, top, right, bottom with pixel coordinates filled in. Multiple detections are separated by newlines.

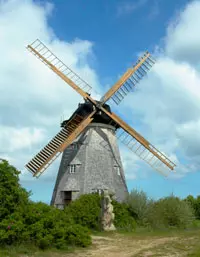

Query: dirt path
left=64, top=233, right=196, bottom=257
left=18, top=231, right=199, bottom=257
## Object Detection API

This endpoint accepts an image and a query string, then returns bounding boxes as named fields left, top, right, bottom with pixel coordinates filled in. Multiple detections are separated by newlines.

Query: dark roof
left=61, top=100, right=119, bottom=128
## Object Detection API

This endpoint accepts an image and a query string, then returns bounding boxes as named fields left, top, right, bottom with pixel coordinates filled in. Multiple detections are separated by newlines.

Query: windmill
left=25, top=39, right=176, bottom=208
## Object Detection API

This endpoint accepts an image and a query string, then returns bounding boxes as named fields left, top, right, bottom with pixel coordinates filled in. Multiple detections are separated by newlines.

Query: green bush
left=0, top=159, right=91, bottom=249
left=64, top=225, right=91, bottom=247
left=65, top=193, right=137, bottom=232
left=0, top=200, right=91, bottom=249
left=194, top=196, right=200, bottom=220
left=147, top=196, right=194, bottom=229
left=0, top=160, right=29, bottom=220
left=65, top=193, right=101, bottom=230
left=112, top=200, right=136, bottom=231
left=185, top=195, right=200, bottom=220
left=126, top=189, right=152, bottom=226
left=191, top=219, right=200, bottom=228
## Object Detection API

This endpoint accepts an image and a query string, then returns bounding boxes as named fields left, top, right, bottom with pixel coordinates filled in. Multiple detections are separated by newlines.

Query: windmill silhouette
left=25, top=39, right=176, bottom=208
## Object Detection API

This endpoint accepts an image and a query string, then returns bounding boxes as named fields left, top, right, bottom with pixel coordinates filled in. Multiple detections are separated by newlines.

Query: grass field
left=1, top=229, right=200, bottom=257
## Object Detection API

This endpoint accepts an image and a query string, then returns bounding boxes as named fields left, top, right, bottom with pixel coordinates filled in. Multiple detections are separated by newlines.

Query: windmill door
left=62, top=191, right=72, bottom=205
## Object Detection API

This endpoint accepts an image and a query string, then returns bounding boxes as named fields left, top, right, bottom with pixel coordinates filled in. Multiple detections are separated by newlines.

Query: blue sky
left=1, top=0, right=200, bottom=203
left=48, top=0, right=189, bottom=83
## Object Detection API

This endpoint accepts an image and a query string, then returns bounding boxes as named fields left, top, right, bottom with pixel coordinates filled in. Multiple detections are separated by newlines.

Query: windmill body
left=25, top=39, right=176, bottom=207
left=51, top=101, right=128, bottom=208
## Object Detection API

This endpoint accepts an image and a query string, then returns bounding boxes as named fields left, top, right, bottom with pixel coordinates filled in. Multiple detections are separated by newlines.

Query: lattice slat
left=27, top=39, right=92, bottom=94
left=116, top=128, right=176, bottom=175
left=25, top=114, right=85, bottom=177
left=110, top=52, right=155, bottom=105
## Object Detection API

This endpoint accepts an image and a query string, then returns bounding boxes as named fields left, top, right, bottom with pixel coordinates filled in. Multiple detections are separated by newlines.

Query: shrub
left=65, top=193, right=101, bottom=230
left=147, top=195, right=194, bottom=229
left=37, top=237, right=51, bottom=250
left=112, top=200, right=136, bottom=231
left=126, top=189, right=152, bottom=225
left=185, top=195, right=200, bottom=220
left=194, top=196, right=200, bottom=220
left=65, top=193, right=137, bottom=232
left=0, top=160, right=91, bottom=249
left=64, top=225, right=91, bottom=247
left=0, top=160, right=29, bottom=220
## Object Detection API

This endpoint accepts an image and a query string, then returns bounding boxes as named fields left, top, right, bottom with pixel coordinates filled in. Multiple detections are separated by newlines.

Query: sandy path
left=64, top=234, right=185, bottom=257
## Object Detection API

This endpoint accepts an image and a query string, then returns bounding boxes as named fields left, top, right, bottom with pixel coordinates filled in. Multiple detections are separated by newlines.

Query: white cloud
left=165, top=0, right=200, bottom=65
left=0, top=126, right=45, bottom=152
left=176, top=120, right=200, bottom=158
left=0, top=0, right=101, bottom=182
left=118, top=0, right=200, bottom=179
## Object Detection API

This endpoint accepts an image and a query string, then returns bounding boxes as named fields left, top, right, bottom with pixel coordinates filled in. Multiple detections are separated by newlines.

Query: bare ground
left=63, top=231, right=200, bottom=257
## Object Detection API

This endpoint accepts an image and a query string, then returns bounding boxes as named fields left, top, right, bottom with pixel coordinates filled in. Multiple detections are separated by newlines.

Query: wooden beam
left=100, top=106, right=175, bottom=170
left=100, top=52, right=151, bottom=104
left=27, top=111, right=95, bottom=177
left=27, top=45, right=97, bottom=106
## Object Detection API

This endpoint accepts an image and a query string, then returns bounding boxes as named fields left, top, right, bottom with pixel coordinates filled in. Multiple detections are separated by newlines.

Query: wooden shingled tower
left=25, top=39, right=176, bottom=208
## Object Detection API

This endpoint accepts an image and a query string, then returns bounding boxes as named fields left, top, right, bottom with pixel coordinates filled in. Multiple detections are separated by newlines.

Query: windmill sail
left=27, top=39, right=92, bottom=100
left=26, top=113, right=95, bottom=177
left=101, top=106, right=176, bottom=174
left=116, top=128, right=175, bottom=175
left=101, top=52, right=155, bottom=105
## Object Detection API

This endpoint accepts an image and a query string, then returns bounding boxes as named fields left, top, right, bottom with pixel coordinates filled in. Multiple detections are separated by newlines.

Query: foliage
left=65, top=193, right=137, bottom=232
left=2, top=158, right=200, bottom=253
left=0, top=159, right=91, bottom=250
left=125, top=191, right=195, bottom=230
left=147, top=195, right=194, bottom=229
left=0, top=160, right=29, bottom=220
left=112, top=200, right=136, bottom=231
left=65, top=193, right=101, bottom=230
left=0, top=200, right=91, bottom=249
left=185, top=195, right=200, bottom=220
left=194, top=196, right=200, bottom=220
left=125, top=189, right=153, bottom=226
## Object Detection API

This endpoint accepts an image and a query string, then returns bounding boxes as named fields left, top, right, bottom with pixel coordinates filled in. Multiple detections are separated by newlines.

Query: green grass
left=128, top=229, right=200, bottom=257
left=188, top=246, right=200, bottom=257
left=116, top=226, right=200, bottom=238
left=0, top=244, right=76, bottom=257
left=1, top=229, right=200, bottom=257
left=94, top=228, right=200, bottom=257
left=0, top=244, right=38, bottom=257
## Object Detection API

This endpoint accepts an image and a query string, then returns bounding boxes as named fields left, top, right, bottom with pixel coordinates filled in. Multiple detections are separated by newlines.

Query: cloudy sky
left=1, top=0, right=200, bottom=203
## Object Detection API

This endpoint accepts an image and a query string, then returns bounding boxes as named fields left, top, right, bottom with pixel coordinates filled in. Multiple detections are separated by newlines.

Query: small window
left=114, top=166, right=120, bottom=175
left=92, top=189, right=102, bottom=195
left=69, top=164, right=76, bottom=173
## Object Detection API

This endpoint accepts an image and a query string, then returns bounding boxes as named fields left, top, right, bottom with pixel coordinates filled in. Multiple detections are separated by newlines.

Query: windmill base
left=51, top=123, right=128, bottom=209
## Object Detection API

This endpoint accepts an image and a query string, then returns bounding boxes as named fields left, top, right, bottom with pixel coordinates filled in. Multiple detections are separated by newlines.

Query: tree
left=195, top=196, right=200, bottom=219
left=126, top=189, right=152, bottom=225
left=0, top=160, right=91, bottom=249
left=0, top=159, right=29, bottom=220
left=147, top=196, right=194, bottom=229
left=185, top=195, right=200, bottom=220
